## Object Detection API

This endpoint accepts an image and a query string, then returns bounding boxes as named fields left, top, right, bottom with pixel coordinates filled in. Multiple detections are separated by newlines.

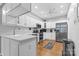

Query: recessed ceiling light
left=60, top=5, right=64, bottom=8
left=44, top=15, right=47, bottom=17
left=35, top=6, right=38, bottom=9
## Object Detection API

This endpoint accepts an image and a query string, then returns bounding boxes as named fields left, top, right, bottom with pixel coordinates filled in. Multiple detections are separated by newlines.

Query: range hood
left=7, top=3, right=31, bottom=17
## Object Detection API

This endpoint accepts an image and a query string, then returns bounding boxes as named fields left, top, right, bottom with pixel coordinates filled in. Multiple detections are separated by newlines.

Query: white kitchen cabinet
left=19, top=38, right=36, bottom=56
left=6, top=16, right=18, bottom=25
left=2, top=3, right=30, bottom=26
left=10, top=39, right=19, bottom=56
left=25, top=15, right=36, bottom=27
left=1, top=35, right=36, bottom=56
left=1, top=37, right=10, bottom=56
left=43, top=32, right=56, bottom=40
left=7, top=3, right=30, bottom=17
left=19, top=13, right=44, bottom=28
left=1, top=38, right=19, bottom=56
left=2, top=3, right=43, bottom=28
left=19, top=14, right=36, bottom=27
left=46, top=22, right=55, bottom=28
left=2, top=3, right=19, bottom=24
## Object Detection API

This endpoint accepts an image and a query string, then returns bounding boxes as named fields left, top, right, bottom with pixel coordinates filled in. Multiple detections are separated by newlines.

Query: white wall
left=67, top=3, right=79, bottom=56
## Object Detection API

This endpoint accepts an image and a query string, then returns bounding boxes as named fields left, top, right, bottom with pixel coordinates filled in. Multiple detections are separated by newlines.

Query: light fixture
left=3, top=10, right=6, bottom=15
left=60, top=5, right=64, bottom=8
left=35, top=6, right=38, bottom=9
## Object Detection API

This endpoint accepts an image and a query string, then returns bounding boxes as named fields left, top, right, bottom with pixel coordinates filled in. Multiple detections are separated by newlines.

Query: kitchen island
left=1, top=34, right=37, bottom=56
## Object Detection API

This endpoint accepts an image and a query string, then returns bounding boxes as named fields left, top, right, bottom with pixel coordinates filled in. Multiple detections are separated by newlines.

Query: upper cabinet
left=19, top=14, right=37, bottom=27
left=3, top=3, right=20, bottom=15
left=7, top=3, right=31, bottom=17
left=2, top=3, right=44, bottom=28
left=2, top=3, right=31, bottom=26
left=2, top=3, right=20, bottom=24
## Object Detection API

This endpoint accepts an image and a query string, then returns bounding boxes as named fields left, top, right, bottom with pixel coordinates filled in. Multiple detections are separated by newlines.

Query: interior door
left=56, top=22, right=68, bottom=41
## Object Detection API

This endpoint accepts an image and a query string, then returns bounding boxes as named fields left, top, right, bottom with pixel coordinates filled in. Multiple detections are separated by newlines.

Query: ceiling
left=4, top=3, right=71, bottom=21
left=31, top=3, right=70, bottom=20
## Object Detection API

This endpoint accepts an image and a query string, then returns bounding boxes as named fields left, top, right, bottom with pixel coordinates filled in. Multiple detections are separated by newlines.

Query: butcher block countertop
left=37, top=39, right=64, bottom=56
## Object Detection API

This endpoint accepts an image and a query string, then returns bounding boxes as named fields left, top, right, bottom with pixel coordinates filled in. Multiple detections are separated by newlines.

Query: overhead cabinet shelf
left=7, top=3, right=31, bottom=17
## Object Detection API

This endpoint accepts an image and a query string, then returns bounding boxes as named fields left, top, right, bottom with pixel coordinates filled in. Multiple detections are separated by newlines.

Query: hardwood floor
left=36, top=39, right=64, bottom=56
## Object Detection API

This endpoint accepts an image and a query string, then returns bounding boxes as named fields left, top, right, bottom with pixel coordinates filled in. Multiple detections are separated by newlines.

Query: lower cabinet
left=1, top=37, right=10, bottom=56
left=19, top=38, right=36, bottom=56
left=1, top=37, right=36, bottom=56
left=10, top=39, right=19, bottom=56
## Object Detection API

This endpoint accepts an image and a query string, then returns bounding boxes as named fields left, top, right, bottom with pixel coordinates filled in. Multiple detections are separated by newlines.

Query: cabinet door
left=1, top=37, right=10, bottom=56
left=20, top=38, right=36, bottom=56
left=19, top=41, right=31, bottom=56
left=6, top=16, right=18, bottom=25
left=10, top=39, right=19, bottom=56
left=29, top=39, right=36, bottom=56
left=2, top=3, right=19, bottom=24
